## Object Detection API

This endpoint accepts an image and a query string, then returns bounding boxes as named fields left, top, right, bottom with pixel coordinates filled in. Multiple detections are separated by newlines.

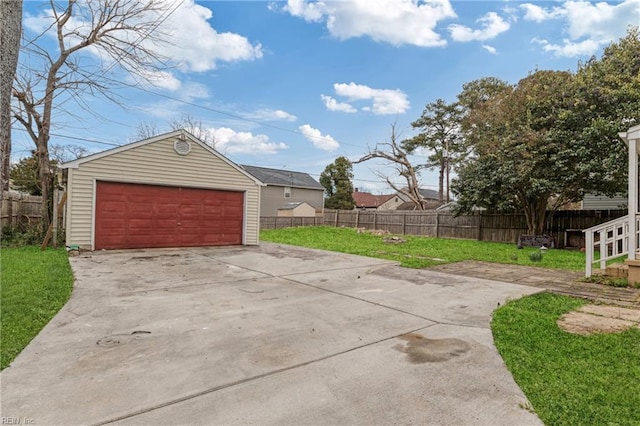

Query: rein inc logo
left=1, top=418, right=35, bottom=425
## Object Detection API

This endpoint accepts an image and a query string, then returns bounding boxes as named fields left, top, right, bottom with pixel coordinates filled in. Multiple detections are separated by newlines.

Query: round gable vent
left=174, top=138, right=191, bottom=155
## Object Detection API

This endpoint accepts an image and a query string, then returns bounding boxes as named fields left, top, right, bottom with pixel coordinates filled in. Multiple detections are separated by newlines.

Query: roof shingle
left=241, top=165, right=324, bottom=190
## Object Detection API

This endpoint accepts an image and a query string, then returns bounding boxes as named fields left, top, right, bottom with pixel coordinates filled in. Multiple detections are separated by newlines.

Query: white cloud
left=532, top=37, right=602, bottom=57
left=179, top=82, right=210, bottom=100
left=281, top=0, right=457, bottom=47
left=208, top=127, right=288, bottom=155
left=299, top=124, right=340, bottom=151
left=246, top=109, right=297, bottom=122
left=522, top=0, right=640, bottom=57
left=284, top=0, right=327, bottom=22
left=134, top=70, right=182, bottom=91
left=22, top=0, right=262, bottom=90
left=520, top=3, right=566, bottom=22
left=321, top=95, right=357, bottom=113
left=333, top=82, right=410, bottom=115
left=159, top=0, right=263, bottom=72
left=448, top=12, right=510, bottom=42
left=482, top=45, right=497, bottom=54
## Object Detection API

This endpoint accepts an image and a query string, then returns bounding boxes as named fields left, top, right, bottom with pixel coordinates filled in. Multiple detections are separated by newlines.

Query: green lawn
left=263, top=226, right=640, bottom=424
left=261, top=226, right=585, bottom=270
left=1, top=246, right=74, bottom=370
left=492, top=293, right=640, bottom=425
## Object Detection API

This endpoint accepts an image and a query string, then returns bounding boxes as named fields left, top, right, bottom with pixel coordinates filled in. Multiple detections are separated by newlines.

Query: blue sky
left=13, top=0, right=640, bottom=193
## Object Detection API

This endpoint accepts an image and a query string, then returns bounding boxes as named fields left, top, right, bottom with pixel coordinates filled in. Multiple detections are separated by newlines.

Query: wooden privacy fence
left=260, top=216, right=324, bottom=230
left=262, top=209, right=627, bottom=248
left=1, top=191, right=43, bottom=230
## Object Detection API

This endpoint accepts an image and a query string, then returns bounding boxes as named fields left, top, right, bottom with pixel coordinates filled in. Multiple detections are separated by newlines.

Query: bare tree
left=50, top=144, right=90, bottom=163
left=12, top=0, right=173, bottom=233
left=354, top=123, right=426, bottom=210
left=134, top=114, right=219, bottom=151
left=0, top=0, right=23, bottom=194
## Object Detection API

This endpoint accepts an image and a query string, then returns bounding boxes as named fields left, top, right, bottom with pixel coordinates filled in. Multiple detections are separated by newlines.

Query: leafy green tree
left=453, top=70, right=585, bottom=235
left=10, top=151, right=53, bottom=196
left=572, top=26, right=640, bottom=196
left=320, top=156, right=355, bottom=210
left=403, top=99, right=464, bottom=202
left=453, top=28, right=640, bottom=236
left=9, top=145, right=85, bottom=196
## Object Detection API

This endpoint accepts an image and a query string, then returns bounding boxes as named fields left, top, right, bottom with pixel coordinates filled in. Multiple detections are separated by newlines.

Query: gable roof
left=352, top=192, right=395, bottom=208
left=278, top=201, right=313, bottom=210
left=397, top=187, right=440, bottom=201
left=418, top=188, right=440, bottom=200
left=241, top=165, right=323, bottom=190
left=59, top=129, right=263, bottom=186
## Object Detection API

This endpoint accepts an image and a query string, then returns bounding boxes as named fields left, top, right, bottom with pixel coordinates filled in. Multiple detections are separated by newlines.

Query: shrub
left=529, top=251, right=543, bottom=262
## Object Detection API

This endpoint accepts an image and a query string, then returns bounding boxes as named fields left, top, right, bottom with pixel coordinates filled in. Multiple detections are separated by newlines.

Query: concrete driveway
left=1, top=243, right=543, bottom=425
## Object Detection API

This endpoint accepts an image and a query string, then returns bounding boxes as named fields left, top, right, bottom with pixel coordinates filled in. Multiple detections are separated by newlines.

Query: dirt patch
left=356, top=228, right=390, bottom=236
left=558, top=304, right=640, bottom=336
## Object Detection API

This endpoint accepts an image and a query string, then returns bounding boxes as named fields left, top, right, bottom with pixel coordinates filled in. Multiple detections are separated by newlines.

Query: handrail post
left=599, top=229, right=607, bottom=270
left=585, top=230, right=593, bottom=277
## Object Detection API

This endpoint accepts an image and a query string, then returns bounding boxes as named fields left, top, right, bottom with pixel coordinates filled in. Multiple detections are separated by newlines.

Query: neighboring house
left=277, top=201, right=316, bottom=217
left=60, top=130, right=263, bottom=250
left=378, top=194, right=404, bottom=210
left=396, top=187, right=443, bottom=210
left=352, top=191, right=399, bottom=210
left=241, top=165, right=324, bottom=216
left=581, top=193, right=628, bottom=210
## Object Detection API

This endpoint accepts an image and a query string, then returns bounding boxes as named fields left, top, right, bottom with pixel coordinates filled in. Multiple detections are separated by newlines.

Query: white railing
left=584, top=214, right=640, bottom=276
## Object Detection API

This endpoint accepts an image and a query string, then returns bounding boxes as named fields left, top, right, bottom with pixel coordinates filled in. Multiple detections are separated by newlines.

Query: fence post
left=355, top=210, right=360, bottom=228
left=402, top=212, right=406, bottom=235
left=7, top=191, right=13, bottom=228
left=435, top=211, right=440, bottom=238
left=477, top=212, right=483, bottom=241
left=373, top=211, right=377, bottom=229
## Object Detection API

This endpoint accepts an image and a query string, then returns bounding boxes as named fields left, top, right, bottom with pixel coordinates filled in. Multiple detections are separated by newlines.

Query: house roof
left=278, top=201, right=312, bottom=210
left=241, top=165, right=324, bottom=190
left=418, top=188, right=440, bottom=200
left=59, top=129, right=263, bottom=186
left=397, top=187, right=440, bottom=201
left=352, top=192, right=395, bottom=208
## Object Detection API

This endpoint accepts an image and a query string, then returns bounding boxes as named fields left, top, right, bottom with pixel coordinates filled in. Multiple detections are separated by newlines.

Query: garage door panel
left=95, top=182, right=243, bottom=249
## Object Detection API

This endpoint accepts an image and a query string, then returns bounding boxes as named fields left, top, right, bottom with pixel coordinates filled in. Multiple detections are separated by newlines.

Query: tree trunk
left=445, top=159, right=450, bottom=203
left=523, top=198, right=548, bottom=236
left=0, top=0, right=23, bottom=194
left=37, top=135, right=51, bottom=233
left=438, top=158, right=445, bottom=202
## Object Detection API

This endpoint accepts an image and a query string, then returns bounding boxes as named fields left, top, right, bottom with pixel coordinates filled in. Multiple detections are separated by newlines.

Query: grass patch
left=260, top=226, right=584, bottom=270
left=579, top=274, right=638, bottom=288
left=1, top=246, right=74, bottom=370
left=492, top=293, right=640, bottom=425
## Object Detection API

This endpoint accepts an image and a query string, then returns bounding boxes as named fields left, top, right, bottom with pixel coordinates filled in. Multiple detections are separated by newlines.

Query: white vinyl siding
left=65, top=135, right=261, bottom=249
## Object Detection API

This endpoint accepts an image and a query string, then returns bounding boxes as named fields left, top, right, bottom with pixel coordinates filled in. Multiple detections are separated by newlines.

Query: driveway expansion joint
left=91, top=324, right=435, bottom=426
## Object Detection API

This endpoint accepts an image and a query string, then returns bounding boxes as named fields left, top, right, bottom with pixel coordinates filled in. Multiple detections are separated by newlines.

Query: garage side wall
left=65, top=138, right=260, bottom=249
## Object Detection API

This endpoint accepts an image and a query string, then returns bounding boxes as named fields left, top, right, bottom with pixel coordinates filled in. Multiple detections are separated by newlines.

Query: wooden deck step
left=605, top=262, right=629, bottom=279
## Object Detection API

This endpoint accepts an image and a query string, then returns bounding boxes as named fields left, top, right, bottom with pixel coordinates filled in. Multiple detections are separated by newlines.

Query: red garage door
left=95, top=181, right=243, bottom=249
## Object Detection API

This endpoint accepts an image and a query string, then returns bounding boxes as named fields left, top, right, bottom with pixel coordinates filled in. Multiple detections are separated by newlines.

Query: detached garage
left=60, top=130, right=263, bottom=250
